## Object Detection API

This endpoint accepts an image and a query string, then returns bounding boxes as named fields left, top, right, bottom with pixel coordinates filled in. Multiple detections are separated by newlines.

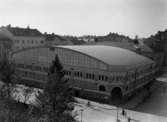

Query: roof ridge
left=7, top=26, right=43, bottom=37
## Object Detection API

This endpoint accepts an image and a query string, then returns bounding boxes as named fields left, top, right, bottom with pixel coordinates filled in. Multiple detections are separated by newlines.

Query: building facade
left=10, top=45, right=155, bottom=102
left=0, top=25, right=45, bottom=51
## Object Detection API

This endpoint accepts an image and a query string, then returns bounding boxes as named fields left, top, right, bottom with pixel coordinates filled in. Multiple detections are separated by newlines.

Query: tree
left=0, top=55, right=15, bottom=97
left=38, top=55, right=76, bottom=122
left=0, top=55, right=14, bottom=84
left=0, top=56, right=33, bottom=122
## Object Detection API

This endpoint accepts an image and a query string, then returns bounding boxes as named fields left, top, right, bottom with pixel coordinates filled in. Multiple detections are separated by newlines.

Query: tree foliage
left=0, top=56, right=34, bottom=122
left=0, top=55, right=15, bottom=86
left=144, top=30, right=167, bottom=52
left=39, top=55, right=76, bottom=122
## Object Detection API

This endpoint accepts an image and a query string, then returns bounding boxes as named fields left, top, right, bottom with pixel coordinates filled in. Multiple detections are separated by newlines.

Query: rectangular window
left=92, top=74, right=95, bottom=79
left=74, top=72, right=77, bottom=77
left=68, top=71, right=71, bottom=76
left=105, top=76, right=108, bottom=81
left=99, top=75, right=101, bottom=80
left=80, top=72, right=82, bottom=77
left=77, top=72, right=80, bottom=77
left=86, top=73, right=89, bottom=78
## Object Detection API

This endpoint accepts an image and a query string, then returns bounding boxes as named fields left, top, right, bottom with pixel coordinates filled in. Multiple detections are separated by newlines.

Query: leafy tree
left=0, top=55, right=14, bottom=85
left=0, top=55, right=15, bottom=98
left=38, top=55, right=76, bottom=122
left=0, top=56, right=33, bottom=122
left=0, top=83, right=33, bottom=122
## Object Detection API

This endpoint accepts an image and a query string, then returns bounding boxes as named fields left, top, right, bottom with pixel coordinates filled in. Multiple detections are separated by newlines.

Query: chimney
left=27, top=25, right=30, bottom=29
left=44, top=32, right=47, bottom=35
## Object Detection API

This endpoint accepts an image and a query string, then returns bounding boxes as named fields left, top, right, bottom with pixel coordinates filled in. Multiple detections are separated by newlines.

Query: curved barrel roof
left=57, top=45, right=154, bottom=67
left=11, top=45, right=154, bottom=69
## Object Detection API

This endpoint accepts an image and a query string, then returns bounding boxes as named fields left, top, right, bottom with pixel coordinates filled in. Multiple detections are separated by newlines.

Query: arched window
left=99, top=85, right=106, bottom=92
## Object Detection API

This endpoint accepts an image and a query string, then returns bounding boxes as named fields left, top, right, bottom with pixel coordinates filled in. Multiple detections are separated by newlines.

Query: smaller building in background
left=0, top=25, right=45, bottom=51
left=44, top=33, right=73, bottom=45
left=78, top=35, right=96, bottom=42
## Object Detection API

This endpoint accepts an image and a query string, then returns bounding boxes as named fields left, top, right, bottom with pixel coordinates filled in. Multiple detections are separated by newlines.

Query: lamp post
left=80, top=109, right=84, bottom=122
left=116, top=106, right=121, bottom=122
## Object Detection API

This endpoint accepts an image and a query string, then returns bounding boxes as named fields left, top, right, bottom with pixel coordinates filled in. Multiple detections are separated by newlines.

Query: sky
left=0, top=0, right=167, bottom=38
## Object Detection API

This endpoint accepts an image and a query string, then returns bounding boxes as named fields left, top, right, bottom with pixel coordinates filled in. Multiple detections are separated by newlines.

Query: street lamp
left=116, top=106, right=121, bottom=122
left=80, top=109, right=84, bottom=122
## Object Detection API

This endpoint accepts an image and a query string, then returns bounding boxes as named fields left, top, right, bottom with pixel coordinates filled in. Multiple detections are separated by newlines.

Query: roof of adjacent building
left=7, top=26, right=43, bottom=37
left=57, top=45, right=154, bottom=67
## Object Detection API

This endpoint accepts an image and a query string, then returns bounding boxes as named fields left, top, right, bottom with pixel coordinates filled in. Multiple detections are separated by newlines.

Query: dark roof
left=7, top=27, right=43, bottom=37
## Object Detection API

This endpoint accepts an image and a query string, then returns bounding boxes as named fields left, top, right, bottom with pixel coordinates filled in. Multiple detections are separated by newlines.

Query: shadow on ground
left=121, top=80, right=167, bottom=118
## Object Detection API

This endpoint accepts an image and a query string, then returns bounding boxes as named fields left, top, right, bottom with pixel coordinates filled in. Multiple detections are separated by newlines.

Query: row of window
left=99, top=75, right=108, bottom=81
left=126, top=68, right=154, bottom=82
left=14, top=40, right=44, bottom=44
left=17, top=63, right=49, bottom=72
left=64, top=70, right=108, bottom=81
left=74, top=71, right=83, bottom=78
left=16, top=63, right=154, bottom=83
left=86, top=73, right=95, bottom=80
left=126, top=73, right=154, bottom=91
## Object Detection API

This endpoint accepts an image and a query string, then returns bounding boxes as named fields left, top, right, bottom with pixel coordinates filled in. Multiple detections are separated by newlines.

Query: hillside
left=96, top=32, right=132, bottom=43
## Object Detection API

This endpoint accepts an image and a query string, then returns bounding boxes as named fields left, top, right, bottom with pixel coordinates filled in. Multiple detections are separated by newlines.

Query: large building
left=0, top=25, right=45, bottom=51
left=10, top=45, right=155, bottom=102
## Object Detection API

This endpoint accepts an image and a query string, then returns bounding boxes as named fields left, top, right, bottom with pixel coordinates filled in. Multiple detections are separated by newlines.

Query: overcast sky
left=0, top=0, right=167, bottom=38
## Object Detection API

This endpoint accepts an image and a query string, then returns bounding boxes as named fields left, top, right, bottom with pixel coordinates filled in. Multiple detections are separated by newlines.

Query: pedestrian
left=87, top=100, right=91, bottom=107
left=121, top=109, right=127, bottom=117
